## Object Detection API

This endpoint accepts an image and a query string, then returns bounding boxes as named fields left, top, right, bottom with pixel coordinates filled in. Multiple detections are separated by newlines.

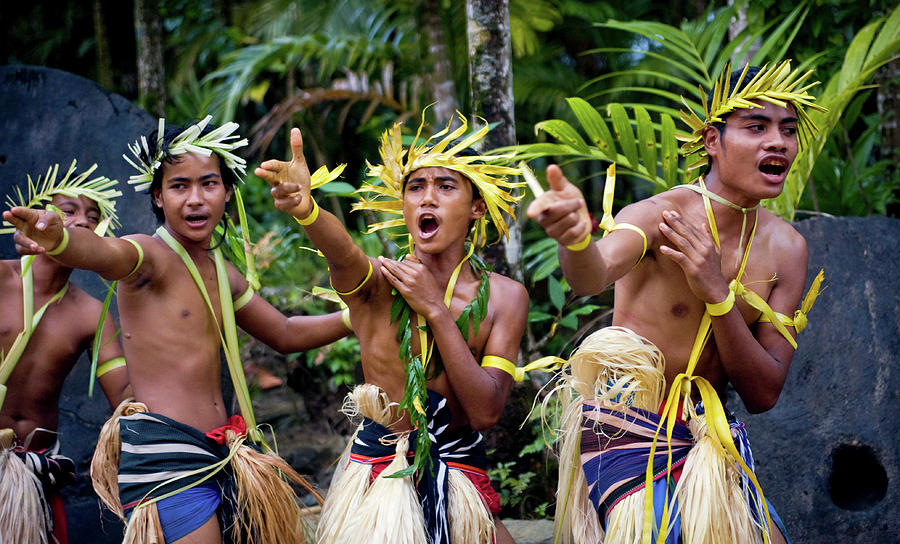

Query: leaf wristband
left=47, top=228, right=70, bottom=256
left=293, top=199, right=319, bottom=226
left=706, top=290, right=735, bottom=316
left=565, top=233, right=592, bottom=252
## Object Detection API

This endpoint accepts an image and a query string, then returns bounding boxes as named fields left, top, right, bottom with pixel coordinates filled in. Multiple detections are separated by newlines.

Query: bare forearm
left=710, top=313, right=790, bottom=413
left=295, top=208, right=370, bottom=293
left=50, top=228, right=137, bottom=280
left=428, top=311, right=507, bottom=429
left=279, top=311, right=349, bottom=353
left=558, top=243, right=610, bottom=296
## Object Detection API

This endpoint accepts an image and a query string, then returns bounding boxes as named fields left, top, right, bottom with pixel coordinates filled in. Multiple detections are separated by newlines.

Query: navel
left=671, top=303, right=689, bottom=317
left=182, top=309, right=190, bottom=318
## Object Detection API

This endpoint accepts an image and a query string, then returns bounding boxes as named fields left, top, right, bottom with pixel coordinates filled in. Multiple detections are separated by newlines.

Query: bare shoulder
left=759, top=209, right=808, bottom=256
left=0, top=259, right=17, bottom=280
left=223, top=257, right=250, bottom=297
left=488, top=272, right=528, bottom=318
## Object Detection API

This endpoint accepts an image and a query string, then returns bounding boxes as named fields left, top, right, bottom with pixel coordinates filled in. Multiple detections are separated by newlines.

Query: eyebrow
left=166, top=172, right=221, bottom=183
left=407, top=175, right=459, bottom=183
left=737, top=112, right=798, bottom=124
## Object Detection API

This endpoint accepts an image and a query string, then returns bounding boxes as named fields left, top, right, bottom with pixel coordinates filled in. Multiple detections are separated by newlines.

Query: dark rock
left=0, top=65, right=156, bottom=543
left=730, top=215, right=900, bottom=542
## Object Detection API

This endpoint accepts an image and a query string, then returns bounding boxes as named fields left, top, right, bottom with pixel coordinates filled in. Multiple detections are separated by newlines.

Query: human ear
left=471, top=198, right=487, bottom=220
left=225, top=186, right=233, bottom=203
left=153, top=188, right=163, bottom=210
left=703, top=125, right=722, bottom=161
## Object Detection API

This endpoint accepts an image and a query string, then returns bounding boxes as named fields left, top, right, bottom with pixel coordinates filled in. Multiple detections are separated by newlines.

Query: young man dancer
left=258, top=112, right=530, bottom=544
left=1, top=161, right=129, bottom=544
left=5, top=118, right=350, bottom=544
left=528, top=62, right=825, bottom=543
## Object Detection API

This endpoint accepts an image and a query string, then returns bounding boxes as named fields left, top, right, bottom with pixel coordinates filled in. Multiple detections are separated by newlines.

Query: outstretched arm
left=256, top=128, right=372, bottom=296
left=5, top=207, right=140, bottom=281
left=526, top=165, right=647, bottom=295
left=659, top=210, right=807, bottom=412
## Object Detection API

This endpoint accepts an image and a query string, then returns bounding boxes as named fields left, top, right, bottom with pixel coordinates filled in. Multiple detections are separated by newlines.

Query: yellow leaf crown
left=2, top=159, right=121, bottom=234
left=124, top=115, right=249, bottom=192
left=679, top=60, right=828, bottom=173
left=352, top=110, right=523, bottom=246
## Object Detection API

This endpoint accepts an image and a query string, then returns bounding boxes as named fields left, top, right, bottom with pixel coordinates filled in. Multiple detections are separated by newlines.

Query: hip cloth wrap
left=117, top=411, right=242, bottom=542
left=2, top=438, right=74, bottom=544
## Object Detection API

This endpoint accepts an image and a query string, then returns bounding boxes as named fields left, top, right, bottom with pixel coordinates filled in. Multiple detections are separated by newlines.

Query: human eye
left=783, top=126, right=798, bottom=136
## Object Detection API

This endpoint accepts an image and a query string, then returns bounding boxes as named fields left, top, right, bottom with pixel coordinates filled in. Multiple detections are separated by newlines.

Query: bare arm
left=255, top=128, right=372, bottom=295
left=527, top=165, right=650, bottom=295
left=659, top=210, right=807, bottom=412
left=95, top=311, right=132, bottom=408
left=236, top=296, right=350, bottom=353
left=379, top=257, right=527, bottom=430
left=5, top=207, right=141, bottom=281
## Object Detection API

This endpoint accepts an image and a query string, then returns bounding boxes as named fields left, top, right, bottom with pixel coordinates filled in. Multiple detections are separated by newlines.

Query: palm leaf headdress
left=1, top=159, right=121, bottom=234
left=123, top=115, right=249, bottom=192
left=353, top=110, right=524, bottom=247
left=679, top=60, right=828, bottom=173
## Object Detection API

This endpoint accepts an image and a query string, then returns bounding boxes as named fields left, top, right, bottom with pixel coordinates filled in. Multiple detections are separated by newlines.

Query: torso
left=347, top=257, right=503, bottom=431
left=0, top=259, right=100, bottom=450
left=612, top=189, right=795, bottom=397
left=117, top=234, right=237, bottom=432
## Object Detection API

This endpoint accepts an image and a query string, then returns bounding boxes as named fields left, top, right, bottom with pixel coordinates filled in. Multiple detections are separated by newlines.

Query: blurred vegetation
left=3, top=0, right=898, bottom=519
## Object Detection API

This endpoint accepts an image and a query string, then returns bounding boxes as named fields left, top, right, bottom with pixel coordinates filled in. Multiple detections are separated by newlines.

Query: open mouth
left=418, top=215, right=439, bottom=238
left=759, top=159, right=787, bottom=177
left=185, top=214, right=208, bottom=227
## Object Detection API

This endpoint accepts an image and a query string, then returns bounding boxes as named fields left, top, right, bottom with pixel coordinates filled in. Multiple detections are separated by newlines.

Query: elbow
left=469, top=406, right=503, bottom=431
left=744, top=391, right=781, bottom=414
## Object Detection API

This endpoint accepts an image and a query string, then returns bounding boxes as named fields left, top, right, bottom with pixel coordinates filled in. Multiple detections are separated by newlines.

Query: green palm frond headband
left=124, top=115, right=248, bottom=191
left=352, top=109, right=523, bottom=246
left=1, top=160, right=121, bottom=234
left=679, top=60, right=828, bottom=173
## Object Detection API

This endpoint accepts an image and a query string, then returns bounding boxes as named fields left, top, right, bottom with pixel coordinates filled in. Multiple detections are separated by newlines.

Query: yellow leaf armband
left=481, top=355, right=564, bottom=382
left=96, top=357, right=126, bottom=378
left=121, top=238, right=145, bottom=281
left=47, top=228, right=69, bottom=256
left=293, top=199, right=320, bottom=226
left=758, top=269, right=825, bottom=335
left=565, top=233, right=592, bottom=252
left=233, top=285, right=255, bottom=312
left=341, top=307, right=352, bottom=331
left=331, top=260, right=373, bottom=297
left=706, top=290, right=735, bottom=316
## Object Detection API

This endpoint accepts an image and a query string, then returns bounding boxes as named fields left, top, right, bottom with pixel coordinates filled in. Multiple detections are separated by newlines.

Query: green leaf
left=607, top=103, right=639, bottom=168
left=560, top=314, right=578, bottom=330
left=534, top=120, right=591, bottom=154
left=660, top=114, right=679, bottom=188
left=318, top=182, right=357, bottom=195
left=548, top=275, right=565, bottom=311
left=633, top=105, right=656, bottom=178
left=566, top=97, right=615, bottom=156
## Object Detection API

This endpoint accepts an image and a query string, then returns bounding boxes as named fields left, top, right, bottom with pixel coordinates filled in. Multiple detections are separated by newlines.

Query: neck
left=701, top=173, right=762, bottom=211
left=161, top=224, right=214, bottom=260
left=28, top=255, right=72, bottom=293
left=414, top=243, right=473, bottom=287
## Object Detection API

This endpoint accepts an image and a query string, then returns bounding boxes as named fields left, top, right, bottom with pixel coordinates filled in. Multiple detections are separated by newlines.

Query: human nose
left=187, top=184, right=204, bottom=205
left=764, top=127, right=788, bottom=152
left=420, top=183, right=437, bottom=205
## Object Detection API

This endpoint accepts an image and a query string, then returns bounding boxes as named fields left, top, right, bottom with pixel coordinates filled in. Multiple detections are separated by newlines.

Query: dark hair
left=143, top=121, right=239, bottom=223
left=701, top=65, right=762, bottom=175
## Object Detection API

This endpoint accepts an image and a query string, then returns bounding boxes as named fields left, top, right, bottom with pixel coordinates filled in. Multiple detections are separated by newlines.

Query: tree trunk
left=727, top=0, right=759, bottom=68
left=421, top=0, right=459, bottom=124
left=93, top=0, right=113, bottom=91
left=134, top=0, right=166, bottom=117
left=876, top=57, right=900, bottom=165
left=466, top=0, right=522, bottom=283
